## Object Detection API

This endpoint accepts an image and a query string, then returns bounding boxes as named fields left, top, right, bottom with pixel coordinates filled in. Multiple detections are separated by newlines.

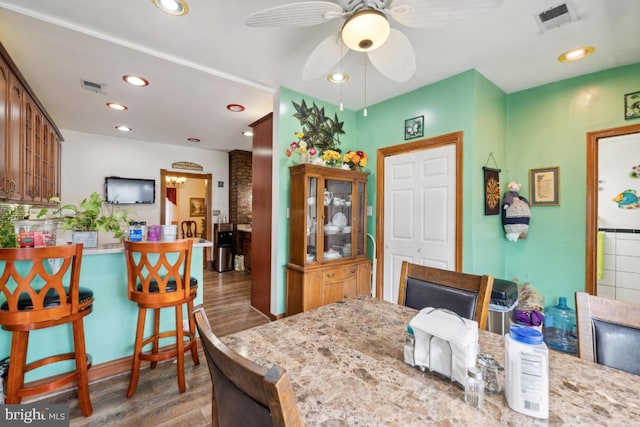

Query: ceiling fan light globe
left=341, top=9, right=390, bottom=52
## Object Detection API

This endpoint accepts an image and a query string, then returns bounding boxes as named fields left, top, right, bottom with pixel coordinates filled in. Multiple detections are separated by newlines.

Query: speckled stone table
left=223, top=296, right=640, bottom=426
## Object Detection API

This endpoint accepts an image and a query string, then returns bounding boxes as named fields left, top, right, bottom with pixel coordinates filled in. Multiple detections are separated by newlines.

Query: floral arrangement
left=321, top=149, right=342, bottom=167
left=343, top=150, right=368, bottom=170
left=286, top=132, right=317, bottom=161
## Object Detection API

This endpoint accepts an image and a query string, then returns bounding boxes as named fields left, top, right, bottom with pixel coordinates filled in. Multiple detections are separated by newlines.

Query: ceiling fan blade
left=367, top=29, right=415, bottom=83
left=388, top=0, right=504, bottom=28
left=245, top=1, right=344, bottom=28
left=303, top=33, right=348, bottom=81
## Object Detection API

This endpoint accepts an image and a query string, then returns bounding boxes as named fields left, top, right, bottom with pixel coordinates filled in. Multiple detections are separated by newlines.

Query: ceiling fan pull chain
left=363, top=55, right=368, bottom=117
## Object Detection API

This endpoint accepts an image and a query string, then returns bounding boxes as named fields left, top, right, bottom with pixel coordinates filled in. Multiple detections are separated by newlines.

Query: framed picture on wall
left=624, top=91, right=640, bottom=120
left=189, top=197, right=206, bottom=216
left=404, top=116, right=424, bottom=140
left=529, top=166, right=560, bottom=206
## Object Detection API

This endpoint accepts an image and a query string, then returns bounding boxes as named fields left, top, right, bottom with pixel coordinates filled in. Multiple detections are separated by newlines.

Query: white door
left=383, top=144, right=457, bottom=302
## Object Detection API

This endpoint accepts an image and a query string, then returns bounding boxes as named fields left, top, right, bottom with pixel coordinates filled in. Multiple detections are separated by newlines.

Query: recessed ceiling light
left=152, top=0, right=189, bottom=16
left=226, top=104, right=245, bottom=112
left=187, top=137, right=200, bottom=142
left=558, top=46, right=595, bottom=63
left=122, top=75, right=149, bottom=87
left=242, top=130, right=253, bottom=137
left=115, top=125, right=132, bottom=132
left=328, top=72, right=349, bottom=83
left=106, top=102, right=127, bottom=111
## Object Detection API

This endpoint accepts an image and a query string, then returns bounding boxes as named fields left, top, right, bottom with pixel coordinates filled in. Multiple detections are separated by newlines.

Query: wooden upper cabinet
left=6, top=72, right=24, bottom=201
left=0, top=55, right=8, bottom=199
left=0, top=42, right=62, bottom=204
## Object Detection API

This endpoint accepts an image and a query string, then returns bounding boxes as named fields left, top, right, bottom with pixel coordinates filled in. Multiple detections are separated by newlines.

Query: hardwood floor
left=34, top=269, right=269, bottom=426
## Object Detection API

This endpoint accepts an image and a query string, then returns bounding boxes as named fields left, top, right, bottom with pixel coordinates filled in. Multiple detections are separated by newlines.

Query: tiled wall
left=598, top=230, right=640, bottom=303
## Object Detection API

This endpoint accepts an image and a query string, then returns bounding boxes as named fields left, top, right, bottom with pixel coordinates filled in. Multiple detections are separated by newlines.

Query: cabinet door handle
left=351, top=268, right=356, bottom=273
left=327, top=273, right=335, bottom=278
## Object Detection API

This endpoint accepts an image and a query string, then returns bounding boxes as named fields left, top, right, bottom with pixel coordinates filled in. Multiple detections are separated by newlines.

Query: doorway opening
left=160, top=168, right=213, bottom=264
left=585, top=123, right=640, bottom=296
left=375, top=131, right=463, bottom=300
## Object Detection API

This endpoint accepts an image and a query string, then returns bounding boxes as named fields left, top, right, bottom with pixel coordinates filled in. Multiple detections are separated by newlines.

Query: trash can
left=488, top=278, right=518, bottom=335
left=213, top=224, right=233, bottom=272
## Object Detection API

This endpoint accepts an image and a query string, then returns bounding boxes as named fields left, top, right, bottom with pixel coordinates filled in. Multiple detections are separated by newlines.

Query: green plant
left=39, top=192, right=133, bottom=241
left=292, top=100, right=345, bottom=153
left=0, top=205, right=27, bottom=248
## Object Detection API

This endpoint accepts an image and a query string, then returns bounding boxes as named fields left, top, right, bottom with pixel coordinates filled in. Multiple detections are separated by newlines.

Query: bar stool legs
left=127, top=300, right=200, bottom=398
left=4, top=318, right=93, bottom=416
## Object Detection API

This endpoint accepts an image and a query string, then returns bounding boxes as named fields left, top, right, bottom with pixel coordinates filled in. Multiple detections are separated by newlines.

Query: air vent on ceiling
left=80, top=79, right=105, bottom=94
left=534, top=1, right=577, bottom=33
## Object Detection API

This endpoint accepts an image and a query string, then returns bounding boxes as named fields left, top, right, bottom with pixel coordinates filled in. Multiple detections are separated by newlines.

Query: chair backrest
left=575, top=292, right=640, bottom=375
left=397, top=261, right=493, bottom=330
left=0, top=244, right=86, bottom=327
left=192, top=305, right=302, bottom=427
left=181, top=220, right=197, bottom=238
left=124, top=240, right=194, bottom=305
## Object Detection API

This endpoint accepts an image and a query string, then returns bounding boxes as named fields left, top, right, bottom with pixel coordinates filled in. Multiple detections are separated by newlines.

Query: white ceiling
left=0, top=0, right=638, bottom=152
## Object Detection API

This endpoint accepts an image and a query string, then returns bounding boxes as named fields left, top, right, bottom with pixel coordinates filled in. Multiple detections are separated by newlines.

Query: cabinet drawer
left=322, top=266, right=357, bottom=283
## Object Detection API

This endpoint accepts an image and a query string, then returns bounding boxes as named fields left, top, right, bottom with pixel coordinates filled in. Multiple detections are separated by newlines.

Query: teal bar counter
left=0, top=239, right=212, bottom=382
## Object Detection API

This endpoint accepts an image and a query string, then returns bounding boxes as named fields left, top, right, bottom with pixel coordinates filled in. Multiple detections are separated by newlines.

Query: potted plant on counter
left=39, top=192, right=133, bottom=248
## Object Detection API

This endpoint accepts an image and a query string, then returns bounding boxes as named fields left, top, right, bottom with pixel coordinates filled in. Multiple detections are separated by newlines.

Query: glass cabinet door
left=306, top=176, right=318, bottom=263
left=355, top=181, right=366, bottom=256
left=323, top=178, right=353, bottom=261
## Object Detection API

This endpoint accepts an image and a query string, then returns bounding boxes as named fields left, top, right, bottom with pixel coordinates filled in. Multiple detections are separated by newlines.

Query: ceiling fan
left=245, top=0, right=504, bottom=83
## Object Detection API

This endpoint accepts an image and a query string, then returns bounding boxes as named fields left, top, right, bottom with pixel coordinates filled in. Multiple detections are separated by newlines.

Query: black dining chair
left=397, top=261, right=493, bottom=330
left=575, top=292, right=640, bottom=375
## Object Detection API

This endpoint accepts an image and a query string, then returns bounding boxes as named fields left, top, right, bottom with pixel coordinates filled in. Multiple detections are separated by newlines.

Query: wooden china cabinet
left=286, top=164, right=372, bottom=315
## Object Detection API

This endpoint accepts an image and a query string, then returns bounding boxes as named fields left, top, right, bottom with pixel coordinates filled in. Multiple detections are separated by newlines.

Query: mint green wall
left=504, top=63, right=640, bottom=309
left=274, top=72, right=507, bottom=314
left=274, top=63, right=640, bottom=315
left=353, top=70, right=507, bottom=276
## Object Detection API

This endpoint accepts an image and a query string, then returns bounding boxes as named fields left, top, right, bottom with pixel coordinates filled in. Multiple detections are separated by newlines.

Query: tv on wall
left=104, top=176, right=155, bottom=204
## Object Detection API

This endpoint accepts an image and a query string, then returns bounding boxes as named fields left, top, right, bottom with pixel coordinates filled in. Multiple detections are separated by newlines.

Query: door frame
left=585, top=123, right=640, bottom=295
left=375, top=131, right=464, bottom=299
left=160, top=168, right=213, bottom=263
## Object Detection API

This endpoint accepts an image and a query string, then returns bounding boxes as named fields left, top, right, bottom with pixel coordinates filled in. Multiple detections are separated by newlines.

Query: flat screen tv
left=105, top=176, right=155, bottom=204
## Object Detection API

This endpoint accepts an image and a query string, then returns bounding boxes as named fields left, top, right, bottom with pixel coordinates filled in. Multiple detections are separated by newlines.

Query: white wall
left=60, top=130, right=228, bottom=242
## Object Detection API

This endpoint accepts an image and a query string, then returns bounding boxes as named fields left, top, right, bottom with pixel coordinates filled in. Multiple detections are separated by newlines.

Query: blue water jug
left=543, top=297, right=577, bottom=354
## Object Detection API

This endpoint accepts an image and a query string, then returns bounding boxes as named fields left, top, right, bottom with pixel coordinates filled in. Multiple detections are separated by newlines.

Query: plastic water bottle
left=505, top=325, right=549, bottom=419
left=403, top=325, right=415, bottom=367
left=543, top=296, right=577, bottom=354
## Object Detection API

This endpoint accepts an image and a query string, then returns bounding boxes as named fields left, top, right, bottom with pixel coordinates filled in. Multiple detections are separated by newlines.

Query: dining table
left=223, top=296, right=640, bottom=426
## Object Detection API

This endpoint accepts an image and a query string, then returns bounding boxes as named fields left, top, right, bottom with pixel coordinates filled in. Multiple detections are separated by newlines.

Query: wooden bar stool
left=0, top=244, right=93, bottom=416
left=124, top=239, right=200, bottom=397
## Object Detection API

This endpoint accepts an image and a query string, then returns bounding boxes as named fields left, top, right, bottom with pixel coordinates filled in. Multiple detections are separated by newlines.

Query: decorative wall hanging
left=502, top=181, right=531, bottom=242
left=612, top=189, right=639, bottom=209
left=483, top=153, right=501, bottom=215
left=624, top=91, right=640, bottom=120
left=404, top=116, right=424, bottom=140
left=529, top=166, right=559, bottom=206
left=172, top=161, right=203, bottom=171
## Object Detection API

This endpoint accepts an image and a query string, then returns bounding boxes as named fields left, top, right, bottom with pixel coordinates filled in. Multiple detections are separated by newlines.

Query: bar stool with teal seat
left=0, top=244, right=93, bottom=416
left=124, top=239, right=200, bottom=397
